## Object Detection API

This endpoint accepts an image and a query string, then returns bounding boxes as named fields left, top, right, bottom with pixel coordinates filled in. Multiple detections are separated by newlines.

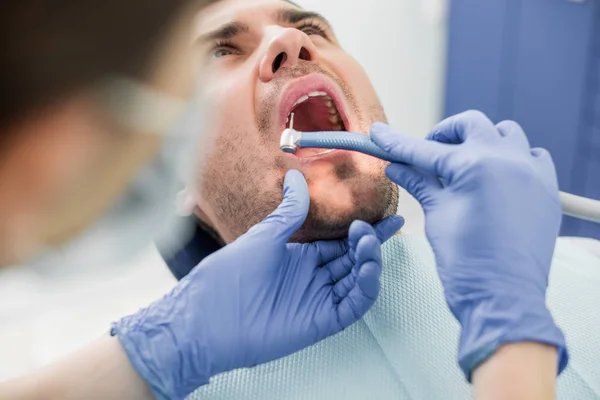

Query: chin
left=290, top=185, right=398, bottom=243
left=285, top=158, right=398, bottom=243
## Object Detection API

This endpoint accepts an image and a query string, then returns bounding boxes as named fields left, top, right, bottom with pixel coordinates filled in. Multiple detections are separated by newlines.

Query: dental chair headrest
left=157, top=216, right=224, bottom=280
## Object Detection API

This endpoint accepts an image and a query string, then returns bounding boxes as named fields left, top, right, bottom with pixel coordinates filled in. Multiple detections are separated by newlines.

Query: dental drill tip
left=281, top=146, right=297, bottom=153
left=290, top=112, right=295, bottom=130
left=280, top=128, right=301, bottom=153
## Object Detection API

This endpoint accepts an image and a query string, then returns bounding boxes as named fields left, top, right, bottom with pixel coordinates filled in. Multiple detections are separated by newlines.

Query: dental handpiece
left=279, top=128, right=600, bottom=224
left=280, top=128, right=396, bottom=161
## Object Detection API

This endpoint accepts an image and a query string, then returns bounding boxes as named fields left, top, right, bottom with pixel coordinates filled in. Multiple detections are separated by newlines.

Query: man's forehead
left=195, top=0, right=301, bottom=34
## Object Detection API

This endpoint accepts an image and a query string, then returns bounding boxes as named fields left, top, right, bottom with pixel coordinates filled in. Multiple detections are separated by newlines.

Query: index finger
left=370, top=122, right=454, bottom=179
left=427, top=110, right=498, bottom=144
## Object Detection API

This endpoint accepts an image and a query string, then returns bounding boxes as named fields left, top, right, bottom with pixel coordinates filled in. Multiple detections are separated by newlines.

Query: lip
left=277, top=73, right=354, bottom=137
left=291, top=148, right=353, bottom=166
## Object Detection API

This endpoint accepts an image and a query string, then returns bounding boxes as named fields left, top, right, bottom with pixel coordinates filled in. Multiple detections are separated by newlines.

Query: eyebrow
left=198, top=21, right=250, bottom=44
left=277, top=8, right=332, bottom=28
left=197, top=7, right=332, bottom=46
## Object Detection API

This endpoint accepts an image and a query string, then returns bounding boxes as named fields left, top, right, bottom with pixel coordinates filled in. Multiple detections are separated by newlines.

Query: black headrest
left=157, top=216, right=224, bottom=281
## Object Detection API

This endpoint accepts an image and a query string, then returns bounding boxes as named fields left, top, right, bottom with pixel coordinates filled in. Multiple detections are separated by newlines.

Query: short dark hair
left=0, top=0, right=213, bottom=133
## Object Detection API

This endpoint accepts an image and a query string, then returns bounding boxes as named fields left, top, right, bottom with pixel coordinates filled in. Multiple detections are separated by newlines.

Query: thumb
left=247, top=170, right=310, bottom=242
left=386, top=163, right=442, bottom=206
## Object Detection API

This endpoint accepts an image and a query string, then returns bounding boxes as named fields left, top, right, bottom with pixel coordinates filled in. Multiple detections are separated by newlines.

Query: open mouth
left=285, top=91, right=347, bottom=158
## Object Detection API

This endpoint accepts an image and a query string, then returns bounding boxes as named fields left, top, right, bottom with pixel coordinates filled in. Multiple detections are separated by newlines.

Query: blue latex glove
left=111, top=169, right=404, bottom=400
left=369, top=110, right=568, bottom=381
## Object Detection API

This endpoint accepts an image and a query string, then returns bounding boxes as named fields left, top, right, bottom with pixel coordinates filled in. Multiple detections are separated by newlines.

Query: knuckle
left=497, top=119, right=521, bottom=131
left=384, top=138, right=400, bottom=153
left=407, top=174, right=428, bottom=192
left=533, top=147, right=550, bottom=158
left=463, top=109, right=488, bottom=122
left=433, top=152, right=450, bottom=174
left=544, top=151, right=555, bottom=166
left=464, top=153, right=519, bottom=177
left=461, top=152, right=487, bottom=170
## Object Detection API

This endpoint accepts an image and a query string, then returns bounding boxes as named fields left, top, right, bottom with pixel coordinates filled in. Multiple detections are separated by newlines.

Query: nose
left=259, top=28, right=318, bottom=82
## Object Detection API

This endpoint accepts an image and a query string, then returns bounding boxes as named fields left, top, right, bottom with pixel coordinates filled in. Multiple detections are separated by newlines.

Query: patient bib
left=188, top=235, right=600, bottom=400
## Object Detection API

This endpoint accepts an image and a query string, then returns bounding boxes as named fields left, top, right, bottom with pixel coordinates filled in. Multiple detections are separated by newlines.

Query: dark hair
left=0, top=0, right=212, bottom=132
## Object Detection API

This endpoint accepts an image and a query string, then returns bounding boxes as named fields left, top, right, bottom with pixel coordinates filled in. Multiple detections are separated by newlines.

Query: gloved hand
left=111, top=169, right=403, bottom=400
left=369, top=110, right=568, bottom=381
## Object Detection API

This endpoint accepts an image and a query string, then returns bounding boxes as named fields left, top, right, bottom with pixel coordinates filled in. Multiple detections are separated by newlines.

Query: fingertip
left=385, top=163, right=443, bottom=205
left=385, top=163, right=399, bottom=179
left=428, top=110, right=494, bottom=144
left=373, top=215, right=404, bottom=243
left=369, top=122, right=401, bottom=152
left=385, top=215, right=405, bottom=236
left=531, top=147, right=550, bottom=159
left=283, top=169, right=310, bottom=211
left=248, top=170, right=309, bottom=241
left=355, top=234, right=382, bottom=266
left=369, top=121, right=391, bottom=134
left=356, top=261, right=382, bottom=301
left=348, top=220, right=375, bottom=243
left=495, top=120, right=521, bottom=137
left=385, top=162, right=409, bottom=184
left=349, top=219, right=373, bottom=232
left=284, top=169, right=308, bottom=192
left=462, top=109, right=489, bottom=123
left=390, top=215, right=406, bottom=230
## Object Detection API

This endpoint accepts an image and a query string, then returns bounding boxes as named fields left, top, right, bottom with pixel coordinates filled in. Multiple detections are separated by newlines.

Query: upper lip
left=277, top=74, right=352, bottom=135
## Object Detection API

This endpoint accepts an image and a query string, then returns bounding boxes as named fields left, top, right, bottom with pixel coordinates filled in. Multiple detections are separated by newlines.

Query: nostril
left=298, top=47, right=311, bottom=61
left=272, top=52, right=287, bottom=73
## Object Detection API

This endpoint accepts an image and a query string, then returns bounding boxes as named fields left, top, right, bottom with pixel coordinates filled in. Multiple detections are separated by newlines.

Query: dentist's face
left=193, top=0, right=398, bottom=243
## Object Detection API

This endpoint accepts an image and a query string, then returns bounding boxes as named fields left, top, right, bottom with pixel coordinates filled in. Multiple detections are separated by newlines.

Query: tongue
left=291, top=98, right=336, bottom=132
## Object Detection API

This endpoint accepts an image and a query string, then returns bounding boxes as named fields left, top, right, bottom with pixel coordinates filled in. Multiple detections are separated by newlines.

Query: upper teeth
left=292, top=91, right=329, bottom=107
left=287, top=91, right=343, bottom=130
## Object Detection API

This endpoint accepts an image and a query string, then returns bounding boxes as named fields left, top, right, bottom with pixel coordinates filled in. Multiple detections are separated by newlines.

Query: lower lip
left=294, top=148, right=337, bottom=158
left=285, top=148, right=352, bottom=165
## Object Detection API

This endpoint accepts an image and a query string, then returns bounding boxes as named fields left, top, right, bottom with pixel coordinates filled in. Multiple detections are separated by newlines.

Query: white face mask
left=29, top=79, right=208, bottom=271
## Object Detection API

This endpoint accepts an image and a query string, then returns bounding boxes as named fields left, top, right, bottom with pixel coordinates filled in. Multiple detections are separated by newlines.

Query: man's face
left=193, top=0, right=398, bottom=243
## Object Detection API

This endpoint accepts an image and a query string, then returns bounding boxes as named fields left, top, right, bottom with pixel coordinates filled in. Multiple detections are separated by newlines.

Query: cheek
left=331, top=54, right=381, bottom=110
left=199, top=123, right=274, bottom=191
left=341, top=151, right=388, bottom=179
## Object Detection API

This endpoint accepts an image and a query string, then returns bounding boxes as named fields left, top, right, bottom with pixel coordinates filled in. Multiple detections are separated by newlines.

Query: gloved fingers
left=331, top=265, right=357, bottom=301
left=313, top=240, right=349, bottom=268
left=335, top=235, right=382, bottom=328
left=386, top=163, right=442, bottom=206
left=496, top=120, right=530, bottom=151
left=531, top=148, right=559, bottom=190
left=317, top=216, right=403, bottom=274
left=372, top=215, right=405, bottom=243
left=531, top=147, right=554, bottom=175
left=427, top=110, right=498, bottom=144
left=332, top=233, right=382, bottom=300
left=320, top=220, right=375, bottom=282
left=245, top=170, right=309, bottom=243
left=346, top=217, right=402, bottom=263
left=531, top=147, right=551, bottom=160
left=370, top=122, right=454, bottom=179
left=348, top=220, right=377, bottom=253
